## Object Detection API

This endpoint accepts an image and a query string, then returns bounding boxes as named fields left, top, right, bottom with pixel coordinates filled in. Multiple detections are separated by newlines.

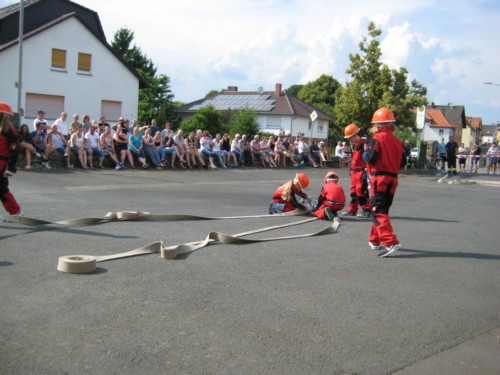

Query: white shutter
left=101, top=100, right=122, bottom=122
left=25, top=93, right=65, bottom=120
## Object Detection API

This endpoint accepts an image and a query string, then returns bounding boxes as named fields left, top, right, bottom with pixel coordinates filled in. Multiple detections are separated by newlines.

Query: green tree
left=228, top=108, right=260, bottom=137
left=285, top=84, right=304, bottom=97
left=111, top=27, right=177, bottom=125
left=297, top=74, right=341, bottom=119
left=335, top=22, right=427, bottom=135
left=180, top=105, right=225, bottom=135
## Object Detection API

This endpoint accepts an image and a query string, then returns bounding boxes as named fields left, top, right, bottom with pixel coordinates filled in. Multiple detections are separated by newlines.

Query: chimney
left=227, top=86, right=238, bottom=92
left=275, top=83, right=282, bottom=96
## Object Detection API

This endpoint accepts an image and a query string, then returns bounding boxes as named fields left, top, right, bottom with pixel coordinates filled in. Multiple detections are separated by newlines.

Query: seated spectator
left=310, top=140, right=322, bottom=165
left=199, top=131, right=217, bottom=169
left=161, top=122, right=174, bottom=138
left=149, top=119, right=160, bottom=137
left=81, top=114, right=92, bottom=133
left=173, top=129, right=190, bottom=168
left=335, top=141, right=345, bottom=158
left=250, top=135, right=269, bottom=167
left=18, top=124, right=40, bottom=169
left=47, top=124, right=71, bottom=169
left=184, top=131, right=205, bottom=168
left=221, top=133, right=238, bottom=167
left=70, top=125, right=88, bottom=169
left=113, top=125, right=135, bottom=168
left=163, top=131, right=180, bottom=168
left=85, top=126, right=105, bottom=169
left=281, top=136, right=298, bottom=167
left=142, top=128, right=164, bottom=169
left=128, top=126, right=149, bottom=169
left=100, top=125, right=122, bottom=169
left=240, top=134, right=253, bottom=166
left=30, top=122, right=55, bottom=169
left=260, top=136, right=278, bottom=167
left=212, top=133, right=228, bottom=168
left=298, top=138, right=318, bottom=167
left=273, top=136, right=284, bottom=167
left=318, top=141, right=329, bottom=167
left=230, top=134, right=245, bottom=167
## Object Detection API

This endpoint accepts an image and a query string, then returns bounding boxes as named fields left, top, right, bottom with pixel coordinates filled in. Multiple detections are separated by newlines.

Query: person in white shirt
left=54, top=112, right=69, bottom=139
left=33, top=110, right=48, bottom=132
left=486, top=142, right=498, bottom=175
left=298, top=139, right=318, bottom=167
left=85, top=126, right=105, bottom=168
left=335, top=141, right=345, bottom=158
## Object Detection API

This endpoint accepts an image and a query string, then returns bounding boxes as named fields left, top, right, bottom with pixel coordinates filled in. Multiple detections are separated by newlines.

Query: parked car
left=410, top=148, right=419, bottom=162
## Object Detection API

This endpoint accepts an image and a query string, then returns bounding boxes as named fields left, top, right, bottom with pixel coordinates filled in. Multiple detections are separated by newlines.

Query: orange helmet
left=294, top=173, right=309, bottom=189
left=372, top=107, right=395, bottom=124
left=0, top=102, right=13, bottom=115
left=324, top=170, right=339, bottom=182
left=344, top=124, right=360, bottom=138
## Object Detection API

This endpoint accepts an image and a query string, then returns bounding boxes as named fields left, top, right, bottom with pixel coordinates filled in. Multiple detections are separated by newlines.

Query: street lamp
left=483, top=82, right=500, bottom=86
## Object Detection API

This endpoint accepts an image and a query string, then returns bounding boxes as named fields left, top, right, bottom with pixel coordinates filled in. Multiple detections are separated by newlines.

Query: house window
left=101, top=100, right=122, bottom=122
left=51, top=48, right=66, bottom=69
left=439, top=129, right=444, bottom=136
left=317, top=121, right=324, bottom=133
left=308, top=121, right=312, bottom=130
left=25, top=93, right=64, bottom=119
left=266, top=115, right=281, bottom=129
left=78, top=53, right=92, bottom=72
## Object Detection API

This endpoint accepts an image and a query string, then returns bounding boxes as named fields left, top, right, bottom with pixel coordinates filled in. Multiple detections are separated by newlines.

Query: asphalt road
left=1, top=167, right=499, bottom=375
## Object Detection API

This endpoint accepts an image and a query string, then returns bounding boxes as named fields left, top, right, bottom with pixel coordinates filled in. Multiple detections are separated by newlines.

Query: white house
left=178, top=84, right=333, bottom=141
left=0, top=0, right=145, bottom=128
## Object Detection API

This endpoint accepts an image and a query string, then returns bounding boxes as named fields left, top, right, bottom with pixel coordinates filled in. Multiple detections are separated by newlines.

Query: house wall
left=0, top=16, right=139, bottom=126
left=422, top=125, right=452, bottom=142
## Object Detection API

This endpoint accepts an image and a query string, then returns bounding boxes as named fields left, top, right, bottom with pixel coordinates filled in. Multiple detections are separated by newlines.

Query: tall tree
left=297, top=74, right=341, bottom=119
left=111, top=27, right=177, bottom=125
left=335, top=22, right=427, bottom=135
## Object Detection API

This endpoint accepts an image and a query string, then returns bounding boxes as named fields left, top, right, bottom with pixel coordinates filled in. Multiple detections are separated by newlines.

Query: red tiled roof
left=426, top=109, right=454, bottom=128
left=466, top=117, right=482, bottom=130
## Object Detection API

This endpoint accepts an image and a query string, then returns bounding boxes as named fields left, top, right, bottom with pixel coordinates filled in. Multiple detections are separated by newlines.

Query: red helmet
left=294, top=173, right=309, bottom=189
left=324, top=170, right=338, bottom=182
left=0, top=102, right=13, bottom=115
left=344, top=124, right=360, bottom=138
left=372, top=108, right=395, bottom=124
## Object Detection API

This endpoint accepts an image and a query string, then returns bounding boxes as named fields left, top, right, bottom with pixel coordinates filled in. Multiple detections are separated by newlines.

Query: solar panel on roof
left=188, top=94, right=275, bottom=111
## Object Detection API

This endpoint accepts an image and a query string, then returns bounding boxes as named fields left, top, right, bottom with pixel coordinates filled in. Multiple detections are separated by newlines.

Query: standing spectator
left=33, top=110, right=48, bottom=131
left=70, top=114, right=81, bottom=134
left=0, top=102, right=22, bottom=215
left=47, top=124, right=71, bottom=169
left=81, top=114, right=92, bottom=133
left=70, top=125, right=88, bottom=169
left=54, top=112, right=69, bottom=140
left=149, top=119, right=160, bottom=137
left=365, top=108, right=407, bottom=257
left=437, top=137, right=447, bottom=173
left=85, top=126, right=105, bottom=169
left=403, top=140, right=411, bottom=169
left=343, top=123, right=371, bottom=218
left=486, top=142, right=498, bottom=175
left=457, top=143, right=468, bottom=172
left=445, top=136, right=459, bottom=175
left=470, top=142, right=481, bottom=173
left=18, top=124, right=40, bottom=169
left=100, top=125, right=121, bottom=169
left=313, top=170, right=345, bottom=220
left=161, top=122, right=174, bottom=138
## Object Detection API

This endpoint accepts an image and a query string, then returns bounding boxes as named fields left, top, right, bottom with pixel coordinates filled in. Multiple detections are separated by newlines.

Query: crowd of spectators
left=18, top=112, right=332, bottom=170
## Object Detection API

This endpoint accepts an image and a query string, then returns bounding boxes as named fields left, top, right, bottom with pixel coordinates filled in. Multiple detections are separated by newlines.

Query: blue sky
left=2, top=0, right=500, bottom=124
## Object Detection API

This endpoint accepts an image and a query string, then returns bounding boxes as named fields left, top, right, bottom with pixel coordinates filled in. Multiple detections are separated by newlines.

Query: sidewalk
left=401, top=168, right=500, bottom=186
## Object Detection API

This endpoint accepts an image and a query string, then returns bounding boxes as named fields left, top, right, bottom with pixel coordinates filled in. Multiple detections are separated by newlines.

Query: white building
left=0, top=0, right=145, bottom=127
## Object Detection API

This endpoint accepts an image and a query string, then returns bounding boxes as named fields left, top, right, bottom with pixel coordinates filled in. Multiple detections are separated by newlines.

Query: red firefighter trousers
left=369, top=176, right=399, bottom=246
